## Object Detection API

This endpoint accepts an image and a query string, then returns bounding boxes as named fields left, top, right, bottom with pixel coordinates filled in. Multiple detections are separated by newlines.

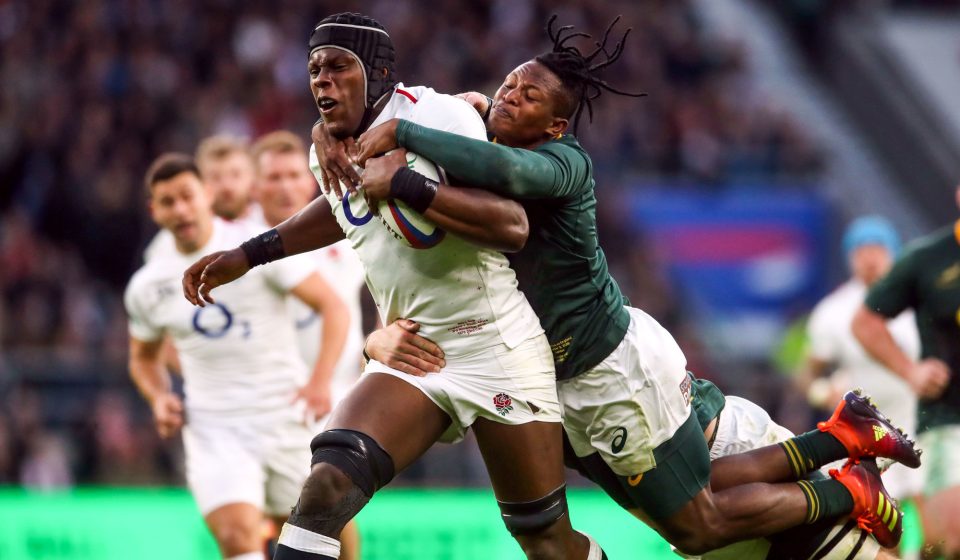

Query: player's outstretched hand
left=312, top=118, right=360, bottom=200
left=907, top=358, right=951, bottom=399
left=152, top=393, right=184, bottom=439
left=182, top=249, right=250, bottom=307
left=362, top=149, right=408, bottom=204
left=455, top=91, right=490, bottom=116
left=365, top=319, right=445, bottom=377
left=355, top=118, right=400, bottom=166
left=293, top=381, right=332, bottom=424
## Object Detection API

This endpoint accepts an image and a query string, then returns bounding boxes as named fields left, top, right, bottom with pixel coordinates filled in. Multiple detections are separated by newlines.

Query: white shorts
left=918, top=424, right=960, bottom=496
left=364, top=334, right=561, bottom=444
left=680, top=396, right=880, bottom=560
left=558, top=307, right=691, bottom=476
left=183, top=408, right=314, bottom=517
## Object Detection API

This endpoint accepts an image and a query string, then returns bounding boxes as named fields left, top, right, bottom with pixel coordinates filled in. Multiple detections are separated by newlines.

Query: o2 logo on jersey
left=192, top=303, right=250, bottom=339
left=342, top=192, right=373, bottom=226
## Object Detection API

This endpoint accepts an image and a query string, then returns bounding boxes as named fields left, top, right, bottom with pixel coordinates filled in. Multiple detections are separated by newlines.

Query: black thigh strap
left=497, top=484, right=568, bottom=536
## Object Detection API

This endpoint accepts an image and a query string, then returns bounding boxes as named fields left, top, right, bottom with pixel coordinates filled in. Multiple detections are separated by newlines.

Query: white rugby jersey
left=310, top=83, right=543, bottom=357
left=143, top=228, right=176, bottom=263
left=125, top=218, right=316, bottom=414
left=291, top=240, right=366, bottom=400
left=143, top=204, right=266, bottom=263
left=808, top=279, right=920, bottom=429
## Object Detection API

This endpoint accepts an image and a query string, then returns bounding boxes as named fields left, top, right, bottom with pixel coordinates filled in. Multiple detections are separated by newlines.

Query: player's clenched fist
left=907, top=358, right=951, bottom=399
left=182, top=249, right=250, bottom=306
left=152, top=393, right=184, bottom=439
left=361, top=149, right=408, bottom=203
left=355, top=118, right=400, bottom=166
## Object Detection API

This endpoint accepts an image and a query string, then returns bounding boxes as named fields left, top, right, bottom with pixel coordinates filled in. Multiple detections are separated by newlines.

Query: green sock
left=779, top=431, right=848, bottom=478
left=796, top=478, right=855, bottom=524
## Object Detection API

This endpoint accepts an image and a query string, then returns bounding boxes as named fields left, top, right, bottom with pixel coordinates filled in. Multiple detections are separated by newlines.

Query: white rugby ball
left=377, top=152, right=446, bottom=249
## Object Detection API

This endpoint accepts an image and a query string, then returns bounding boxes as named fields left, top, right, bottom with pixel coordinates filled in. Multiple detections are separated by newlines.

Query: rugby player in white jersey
left=801, top=217, right=922, bottom=505
left=126, top=153, right=349, bottom=560
left=250, top=130, right=367, bottom=558
left=183, top=12, right=604, bottom=560
left=144, top=135, right=261, bottom=262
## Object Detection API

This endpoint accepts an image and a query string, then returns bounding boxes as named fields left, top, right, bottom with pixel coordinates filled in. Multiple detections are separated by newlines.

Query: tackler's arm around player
left=361, top=116, right=588, bottom=200
left=359, top=147, right=529, bottom=252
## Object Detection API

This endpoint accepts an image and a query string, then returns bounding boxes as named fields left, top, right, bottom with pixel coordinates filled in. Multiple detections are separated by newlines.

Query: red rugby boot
left=830, top=459, right=903, bottom=548
left=818, top=389, right=921, bottom=468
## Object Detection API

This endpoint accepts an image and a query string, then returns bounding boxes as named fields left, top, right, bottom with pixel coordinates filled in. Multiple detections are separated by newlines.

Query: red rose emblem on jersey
left=493, top=393, right=514, bottom=416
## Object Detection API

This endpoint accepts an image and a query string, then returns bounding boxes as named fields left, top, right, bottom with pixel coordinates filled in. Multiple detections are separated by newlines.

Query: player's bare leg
left=205, top=502, right=264, bottom=559
left=274, top=373, right=451, bottom=559
left=474, top=418, right=598, bottom=560
left=685, top=393, right=919, bottom=552
left=710, top=391, right=921, bottom=492
left=627, top=480, right=811, bottom=555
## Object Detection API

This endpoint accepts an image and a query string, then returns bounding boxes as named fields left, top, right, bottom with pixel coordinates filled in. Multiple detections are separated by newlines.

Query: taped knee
left=309, top=429, right=395, bottom=497
left=498, top=484, right=569, bottom=536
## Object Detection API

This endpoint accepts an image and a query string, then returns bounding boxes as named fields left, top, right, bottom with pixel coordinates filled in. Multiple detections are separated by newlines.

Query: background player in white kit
left=125, top=153, right=349, bottom=560
left=250, top=130, right=367, bottom=556
left=184, top=12, right=604, bottom=560
left=144, top=135, right=262, bottom=262
left=800, top=216, right=923, bottom=504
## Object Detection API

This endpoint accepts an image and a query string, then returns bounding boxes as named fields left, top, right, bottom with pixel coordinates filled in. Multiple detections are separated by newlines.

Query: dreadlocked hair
left=535, top=14, right=646, bottom=133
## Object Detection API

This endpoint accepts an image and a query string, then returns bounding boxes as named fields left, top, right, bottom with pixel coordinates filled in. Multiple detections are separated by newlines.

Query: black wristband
left=240, top=228, right=286, bottom=268
left=390, top=167, right=439, bottom=214
left=481, top=96, right=494, bottom=121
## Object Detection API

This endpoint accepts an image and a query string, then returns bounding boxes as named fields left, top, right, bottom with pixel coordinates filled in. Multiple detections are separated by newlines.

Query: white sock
left=226, top=553, right=264, bottom=560
left=579, top=531, right=604, bottom=560
left=278, top=523, right=341, bottom=557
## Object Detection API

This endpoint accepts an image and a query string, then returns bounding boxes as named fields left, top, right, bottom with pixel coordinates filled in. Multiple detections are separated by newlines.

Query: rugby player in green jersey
left=853, top=185, right=960, bottom=558
left=316, top=16, right=919, bottom=558
left=185, top=12, right=607, bottom=560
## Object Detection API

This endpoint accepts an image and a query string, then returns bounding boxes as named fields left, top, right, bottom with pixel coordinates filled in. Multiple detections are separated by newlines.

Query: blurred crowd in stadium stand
left=0, top=0, right=828, bottom=487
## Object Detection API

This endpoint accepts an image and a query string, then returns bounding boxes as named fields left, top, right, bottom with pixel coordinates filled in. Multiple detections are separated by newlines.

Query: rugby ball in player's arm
left=376, top=151, right=446, bottom=250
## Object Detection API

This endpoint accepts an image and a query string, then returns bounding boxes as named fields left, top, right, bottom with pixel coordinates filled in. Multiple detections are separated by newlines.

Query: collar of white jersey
left=366, top=83, right=420, bottom=131
left=180, top=217, right=227, bottom=259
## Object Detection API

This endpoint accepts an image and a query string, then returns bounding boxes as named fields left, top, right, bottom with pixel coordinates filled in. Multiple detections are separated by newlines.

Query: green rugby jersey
left=396, top=120, right=630, bottom=380
left=865, top=221, right=960, bottom=433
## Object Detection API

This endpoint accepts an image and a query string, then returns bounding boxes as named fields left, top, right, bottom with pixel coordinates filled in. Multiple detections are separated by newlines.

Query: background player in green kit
left=316, top=15, right=920, bottom=557
left=853, top=184, right=960, bottom=558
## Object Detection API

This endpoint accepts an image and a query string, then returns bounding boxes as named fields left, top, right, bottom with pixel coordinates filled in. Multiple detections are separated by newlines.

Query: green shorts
left=563, top=410, right=710, bottom=520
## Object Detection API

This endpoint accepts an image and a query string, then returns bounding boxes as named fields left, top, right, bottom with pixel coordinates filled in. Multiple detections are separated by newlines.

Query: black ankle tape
left=390, top=167, right=438, bottom=214
left=240, top=228, right=286, bottom=268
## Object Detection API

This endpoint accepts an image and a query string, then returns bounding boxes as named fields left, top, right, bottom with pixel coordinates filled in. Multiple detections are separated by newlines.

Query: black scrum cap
left=308, top=13, right=398, bottom=109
